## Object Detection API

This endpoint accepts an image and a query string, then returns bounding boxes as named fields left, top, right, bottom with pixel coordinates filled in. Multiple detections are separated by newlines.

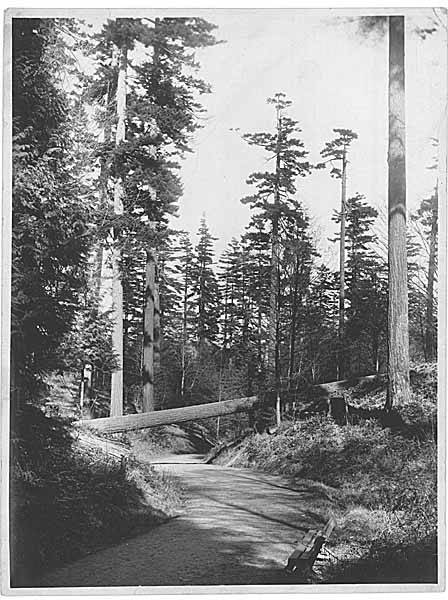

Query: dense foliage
left=217, top=365, right=437, bottom=583
left=10, top=404, right=183, bottom=586
left=9, top=14, right=439, bottom=588
left=12, top=19, right=93, bottom=401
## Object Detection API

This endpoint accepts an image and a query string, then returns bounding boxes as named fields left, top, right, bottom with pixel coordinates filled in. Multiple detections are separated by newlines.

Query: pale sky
left=166, top=10, right=447, bottom=262
left=81, top=10, right=446, bottom=264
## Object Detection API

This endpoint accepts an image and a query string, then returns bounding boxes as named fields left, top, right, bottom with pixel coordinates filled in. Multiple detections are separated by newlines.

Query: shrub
left=10, top=404, right=183, bottom=586
left=228, top=414, right=437, bottom=584
left=327, top=530, right=437, bottom=584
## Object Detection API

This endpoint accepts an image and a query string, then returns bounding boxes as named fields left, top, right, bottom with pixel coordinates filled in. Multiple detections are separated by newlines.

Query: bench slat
left=285, top=517, right=336, bottom=577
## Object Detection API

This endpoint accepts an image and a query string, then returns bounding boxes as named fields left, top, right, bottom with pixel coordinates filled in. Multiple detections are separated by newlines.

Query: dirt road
left=38, top=454, right=333, bottom=588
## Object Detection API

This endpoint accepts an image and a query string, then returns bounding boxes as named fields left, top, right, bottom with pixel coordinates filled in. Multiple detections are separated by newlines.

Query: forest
left=8, top=11, right=443, bottom=590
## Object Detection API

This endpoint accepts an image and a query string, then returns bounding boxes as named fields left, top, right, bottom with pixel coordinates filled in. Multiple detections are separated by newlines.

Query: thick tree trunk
left=95, top=85, right=111, bottom=305
left=288, top=252, right=302, bottom=391
left=110, top=44, right=127, bottom=417
left=385, top=16, right=411, bottom=411
left=425, top=188, right=438, bottom=360
left=180, top=260, right=189, bottom=402
left=338, top=152, right=347, bottom=379
left=269, top=109, right=282, bottom=426
left=142, top=250, right=156, bottom=412
left=154, top=264, right=161, bottom=372
left=81, top=396, right=259, bottom=434
left=270, top=210, right=281, bottom=425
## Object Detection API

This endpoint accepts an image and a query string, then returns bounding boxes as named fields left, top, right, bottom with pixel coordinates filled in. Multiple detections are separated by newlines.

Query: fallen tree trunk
left=78, top=396, right=259, bottom=434
left=313, top=373, right=386, bottom=396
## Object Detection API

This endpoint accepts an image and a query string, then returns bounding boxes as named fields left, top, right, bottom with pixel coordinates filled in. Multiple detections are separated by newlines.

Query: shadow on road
left=34, top=457, right=334, bottom=588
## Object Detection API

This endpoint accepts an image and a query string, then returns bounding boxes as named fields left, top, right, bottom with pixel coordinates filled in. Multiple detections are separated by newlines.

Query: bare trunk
left=338, top=152, right=347, bottom=379
left=216, top=273, right=229, bottom=440
left=82, top=396, right=259, bottom=434
left=80, top=371, right=85, bottom=413
left=154, top=264, right=161, bottom=372
left=372, top=333, right=380, bottom=373
left=425, top=188, right=437, bottom=360
left=96, top=85, right=111, bottom=303
left=288, top=255, right=300, bottom=390
left=386, top=15, right=411, bottom=411
left=143, top=250, right=156, bottom=412
left=180, top=261, right=189, bottom=402
left=269, top=108, right=282, bottom=425
left=110, top=43, right=127, bottom=417
left=222, top=274, right=229, bottom=354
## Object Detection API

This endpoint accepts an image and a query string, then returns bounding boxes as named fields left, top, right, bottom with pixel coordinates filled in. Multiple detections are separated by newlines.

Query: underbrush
left=10, top=404, right=184, bottom=587
left=349, top=362, right=437, bottom=440
left=226, top=412, right=437, bottom=584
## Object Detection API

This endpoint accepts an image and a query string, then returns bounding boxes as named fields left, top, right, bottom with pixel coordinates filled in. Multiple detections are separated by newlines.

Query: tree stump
left=327, top=395, right=347, bottom=425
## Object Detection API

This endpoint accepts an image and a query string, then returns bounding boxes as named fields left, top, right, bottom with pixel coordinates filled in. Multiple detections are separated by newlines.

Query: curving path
left=37, top=454, right=333, bottom=588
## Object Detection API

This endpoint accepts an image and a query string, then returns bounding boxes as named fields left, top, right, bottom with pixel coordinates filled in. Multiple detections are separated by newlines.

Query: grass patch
left=10, top=404, right=184, bottom=587
left=222, top=407, right=437, bottom=583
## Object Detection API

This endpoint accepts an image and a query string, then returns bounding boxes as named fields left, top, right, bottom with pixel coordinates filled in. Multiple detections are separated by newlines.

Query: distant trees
left=88, top=17, right=217, bottom=414
left=320, top=128, right=358, bottom=379
left=343, top=194, right=387, bottom=374
left=408, top=188, right=438, bottom=362
left=192, top=218, right=221, bottom=348
left=241, top=93, right=312, bottom=423
left=10, top=15, right=439, bottom=426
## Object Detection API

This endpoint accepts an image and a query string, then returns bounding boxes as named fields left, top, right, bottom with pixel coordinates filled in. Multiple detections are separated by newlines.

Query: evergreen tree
left=408, top=189, right=438, bottom=361
left=240, top=215, right=271, bottom=391
left=11, top=19, right=92, bottom=405
left=191, top=218, right=221, bottom=348
left=320, top=128, right=358, bottom=378
left=279, top=204, right=316, bottom=392
left=342, top=194, right=387, bottom=375
left=301, top=265, right=339, bottom=384
left=240, top=93, right=312, bottom=422
left=89, top=17, right=217, bottom=412
left=218, top=238, right=244, bottom=357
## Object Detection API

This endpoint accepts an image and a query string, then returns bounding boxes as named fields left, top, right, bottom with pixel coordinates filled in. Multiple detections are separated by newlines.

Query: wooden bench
left=285, top=517, right=336, bottom=579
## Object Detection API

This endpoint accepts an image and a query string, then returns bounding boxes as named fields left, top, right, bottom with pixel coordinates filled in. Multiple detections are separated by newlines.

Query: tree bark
left=288, top=254, right=300, bottom=390
left=95, top=84, right=111, bottom=305
left=110, top=43, right=127, bottom=417
left=142, top=250, right=156, bottom=412
left=425, top=188, right=437, bottom=360
left=385, top=15, right=411, bottom=411
left=81, top=396, right=259, bottom=434
left=338, top=151, right=347, bottom=379
left=269, top=107, right=282, bottom=426
left=154, top=260, right=161, bottom=372
left=180, top=254, right=189, bottom=402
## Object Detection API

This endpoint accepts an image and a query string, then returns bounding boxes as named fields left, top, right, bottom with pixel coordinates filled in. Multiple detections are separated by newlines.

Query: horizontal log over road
left=78, top=396, right=259, bottom=434
left=313, top=373, right=386, bottom=396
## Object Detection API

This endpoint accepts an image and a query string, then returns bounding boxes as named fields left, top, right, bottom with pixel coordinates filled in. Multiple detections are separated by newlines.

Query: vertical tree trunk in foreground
left=386, top=15, right=411, bottom=411
left=110, top=44, right=127, bottom=417
left=142, top=250, right=156, bottom=412
left=95, top=85, right=112, bottom=305
left=269, top=106, right=282, bottom=426
left=154, top=276, right=161, bottom=372
left=338, top=151, right=347, bottom=380
left=180, top=270, right=188, bottom=403
left=425, top=187, right=438, bottom=361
